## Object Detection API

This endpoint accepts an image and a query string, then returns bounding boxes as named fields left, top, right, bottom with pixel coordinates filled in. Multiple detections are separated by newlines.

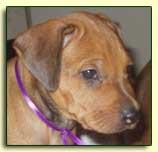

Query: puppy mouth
left=78, top=116, right=139, bottom=134
left=78, top=118, right=125, bottom=134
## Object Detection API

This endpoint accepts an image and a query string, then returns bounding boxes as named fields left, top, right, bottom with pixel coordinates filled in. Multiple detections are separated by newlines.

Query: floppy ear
left=13, top=20, right=74, bottom=91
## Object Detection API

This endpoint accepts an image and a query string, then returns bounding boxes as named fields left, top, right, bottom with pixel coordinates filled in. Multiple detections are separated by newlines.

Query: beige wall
left=7, top=7, right=151, bottom=74
left=7, top=7, right=28, bottom=39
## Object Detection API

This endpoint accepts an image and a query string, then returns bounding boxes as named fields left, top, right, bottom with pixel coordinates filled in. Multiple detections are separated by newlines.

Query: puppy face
left=50, top=12, right=140, bottom=134
left=14, top=12, right=140, bottom=134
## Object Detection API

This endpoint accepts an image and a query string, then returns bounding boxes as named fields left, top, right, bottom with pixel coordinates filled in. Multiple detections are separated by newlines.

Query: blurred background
left=7, top=6, right=151, bottom=74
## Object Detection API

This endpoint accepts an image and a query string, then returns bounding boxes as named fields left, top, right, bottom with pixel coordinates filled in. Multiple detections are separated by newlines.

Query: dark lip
left=84, top=124, right=128, bottom=135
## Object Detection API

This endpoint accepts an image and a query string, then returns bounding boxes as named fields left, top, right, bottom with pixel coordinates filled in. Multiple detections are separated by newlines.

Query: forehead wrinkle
left=96, top=33, right=130, bottom=75
left=92, top=18, right=128, bottom=63
left=91, top=36, right=116, bottom=75
left=85, top=23, right=127, bottom=75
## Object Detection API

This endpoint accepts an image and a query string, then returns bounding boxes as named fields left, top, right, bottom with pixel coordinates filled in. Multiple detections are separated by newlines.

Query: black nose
left=121, top=107, right=140, bottom=125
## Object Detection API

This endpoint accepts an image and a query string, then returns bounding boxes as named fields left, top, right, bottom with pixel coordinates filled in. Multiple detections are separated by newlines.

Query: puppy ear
left=95, top=13, right=121, bottom=36
left=13, top=20, right=75, bottom=91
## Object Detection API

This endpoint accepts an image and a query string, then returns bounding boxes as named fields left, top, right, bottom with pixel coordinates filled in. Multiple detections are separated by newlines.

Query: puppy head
left=13, top=12, right=140, bottom=134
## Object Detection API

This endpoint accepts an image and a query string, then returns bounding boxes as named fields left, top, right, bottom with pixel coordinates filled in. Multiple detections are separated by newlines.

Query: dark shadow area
left=7, top=39, right=16, bottom=61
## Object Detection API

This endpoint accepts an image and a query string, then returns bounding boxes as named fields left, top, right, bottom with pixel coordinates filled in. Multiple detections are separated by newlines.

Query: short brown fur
left=7, top=12, right=139, bottom=144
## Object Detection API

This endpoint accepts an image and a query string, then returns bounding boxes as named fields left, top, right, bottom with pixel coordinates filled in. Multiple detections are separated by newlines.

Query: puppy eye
left=81, top=69, right=98, bottom=80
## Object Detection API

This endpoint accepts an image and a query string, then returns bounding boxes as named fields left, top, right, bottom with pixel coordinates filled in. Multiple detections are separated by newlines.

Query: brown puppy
left=136, top=61, right=151, bottom=144
left=122, top=61, right=151, bottom=144
left=7, top=12, right=140, bottom=145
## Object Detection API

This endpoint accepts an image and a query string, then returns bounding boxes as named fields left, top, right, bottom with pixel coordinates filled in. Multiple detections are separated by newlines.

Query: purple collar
left=15, top=60, right=84, bottom=145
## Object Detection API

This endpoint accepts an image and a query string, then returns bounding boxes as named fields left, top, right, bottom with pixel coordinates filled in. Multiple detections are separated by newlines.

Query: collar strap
left=15, top=60, right=84, bottom=145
